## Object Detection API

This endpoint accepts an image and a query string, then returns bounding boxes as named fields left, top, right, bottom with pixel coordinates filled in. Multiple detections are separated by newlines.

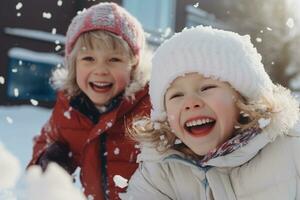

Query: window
left=123, top=0, right=176, bottom=46
left=7, top=48, right=63, bottom=102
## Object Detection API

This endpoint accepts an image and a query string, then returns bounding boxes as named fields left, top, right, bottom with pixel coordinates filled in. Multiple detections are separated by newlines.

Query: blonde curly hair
left=129, top=93, right=273, bottom=158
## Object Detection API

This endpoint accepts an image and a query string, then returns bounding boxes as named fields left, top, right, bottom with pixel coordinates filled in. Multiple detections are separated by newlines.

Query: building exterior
left=0, top=0, right=226, bottom=107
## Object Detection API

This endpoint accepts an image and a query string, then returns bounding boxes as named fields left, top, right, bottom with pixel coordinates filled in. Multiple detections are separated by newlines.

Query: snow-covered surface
left=4, top=27, right=65, bottom=44
left=8, top=48, right=63, bottom=64
left=0, top=105, right=86, bottom=199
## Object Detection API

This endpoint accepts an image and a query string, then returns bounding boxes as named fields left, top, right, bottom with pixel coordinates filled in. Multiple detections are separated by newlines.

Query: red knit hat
left=65, top=2, right=144, bottom=58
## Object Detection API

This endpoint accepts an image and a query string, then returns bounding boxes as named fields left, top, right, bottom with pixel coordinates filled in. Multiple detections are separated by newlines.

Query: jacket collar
left=70, top=92, right=123, bottom=124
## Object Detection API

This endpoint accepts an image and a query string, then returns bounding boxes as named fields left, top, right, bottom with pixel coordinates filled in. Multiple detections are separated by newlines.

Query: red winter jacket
left=28, top=86, right=150, bottom=200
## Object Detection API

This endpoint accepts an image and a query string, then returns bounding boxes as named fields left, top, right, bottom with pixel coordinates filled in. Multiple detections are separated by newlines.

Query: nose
left=94, top=63, right=109, bottom=76
left=184, top=96, right=204, bottom=111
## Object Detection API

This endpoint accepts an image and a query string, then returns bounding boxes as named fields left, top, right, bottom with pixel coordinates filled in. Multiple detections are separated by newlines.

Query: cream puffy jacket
left=120, top=89, right=300, bottom=200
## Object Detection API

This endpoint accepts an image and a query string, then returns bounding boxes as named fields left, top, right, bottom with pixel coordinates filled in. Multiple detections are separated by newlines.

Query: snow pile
left=0, top=142, right=86, bottom=200
left=0, top=143, right=21, bottom=190
left=24, top=164, right=86, bottom=200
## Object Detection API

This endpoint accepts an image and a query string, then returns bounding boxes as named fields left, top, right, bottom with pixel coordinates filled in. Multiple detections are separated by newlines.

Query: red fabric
left=28, top=86, right=150, bottom=200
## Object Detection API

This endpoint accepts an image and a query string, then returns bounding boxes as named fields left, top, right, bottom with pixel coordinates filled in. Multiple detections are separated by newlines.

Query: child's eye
left=169, top=93, right=183, bottom=100
left=201, top=85, right=217, bottom=91
left=109, top=57, right=122, bottom=62
left=81, top=56, right=95, bottom=62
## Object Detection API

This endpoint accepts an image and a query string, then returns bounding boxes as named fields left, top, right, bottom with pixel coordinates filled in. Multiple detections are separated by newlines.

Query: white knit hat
left=150, top=26, right=274, bottom=121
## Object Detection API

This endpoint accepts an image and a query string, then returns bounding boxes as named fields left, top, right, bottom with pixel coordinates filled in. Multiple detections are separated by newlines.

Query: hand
left=37, top=142, right=77, bottom=174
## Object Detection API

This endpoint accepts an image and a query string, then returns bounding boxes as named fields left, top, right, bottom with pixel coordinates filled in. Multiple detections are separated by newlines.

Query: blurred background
left=0, top=0, right=300, bottom=168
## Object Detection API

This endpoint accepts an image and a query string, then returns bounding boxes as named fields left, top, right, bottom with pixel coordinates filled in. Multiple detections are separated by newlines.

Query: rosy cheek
left=115, top=72, right=130, bottom=87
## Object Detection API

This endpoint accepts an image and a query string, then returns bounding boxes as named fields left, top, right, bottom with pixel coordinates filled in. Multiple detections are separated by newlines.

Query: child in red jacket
left=28, top=2, right=151, bottom=200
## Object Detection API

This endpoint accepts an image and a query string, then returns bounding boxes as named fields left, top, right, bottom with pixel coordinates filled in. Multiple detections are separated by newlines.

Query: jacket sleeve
left=27, top=93, right=69, bottom=167
left=119, top=163, right=173, bottom=200
left=290, top=136, right=300, bottom=200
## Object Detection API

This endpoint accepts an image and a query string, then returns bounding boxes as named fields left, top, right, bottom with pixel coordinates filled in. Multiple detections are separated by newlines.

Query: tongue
left=189, top=123, right=214, bottom=136
left=92, top=83, right=112, bottom=92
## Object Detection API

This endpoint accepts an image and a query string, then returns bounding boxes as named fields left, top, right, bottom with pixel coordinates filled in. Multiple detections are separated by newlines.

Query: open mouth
left=184, top=117, right=216, bottom=137
left=89, top=82, right=113, bottom=92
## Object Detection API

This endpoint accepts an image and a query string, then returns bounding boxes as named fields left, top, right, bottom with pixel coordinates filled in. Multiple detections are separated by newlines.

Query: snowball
left=0, top=143, right=21, bottom=190
left=24, top=163, right=86, bottom=200
left=113, top=175, right=128, bottom=188
left=258, top=118, right=271, bottom=129
left=193, top=2, right=199, bottom=8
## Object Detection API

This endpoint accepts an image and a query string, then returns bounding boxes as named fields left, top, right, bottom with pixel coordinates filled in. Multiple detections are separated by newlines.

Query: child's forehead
left=172, top=72, right=219, bottom=84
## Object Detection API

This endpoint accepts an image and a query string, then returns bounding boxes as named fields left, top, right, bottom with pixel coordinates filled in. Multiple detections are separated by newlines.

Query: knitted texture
left=150, top=26, right=274, bottom=121
left=65, top=2, right=144, bottom=58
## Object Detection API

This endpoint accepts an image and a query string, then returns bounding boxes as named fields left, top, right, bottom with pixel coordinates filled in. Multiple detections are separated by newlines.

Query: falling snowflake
left=106, top=122, right=113, bottom=128
left=30, top=99, right=39, bottom=106
left=16, top=2, right=23, bottom=10
left=18, top=60, right=23, bottom=65
left=113, top=175, right=128, bottom=188
left=42, top=12, right=52, bottom=19
left=258, top=118, right=271, bottom=128
left=57, top=0, right=63, bottom=6
left=55, top=45, right=62, bottom=51
left=256, top=37, right=262, bottom=43
left=286, top=18, right=294, bottom=28
left=14, top=88, right=19, bottom=97
left=51, top=28, right=57, bottom=35
left=193, top=2, right=199, bottom=8
left=12, top=68, right=18, bottom=73
left=6, top=116, right=13, bottom=124
left=114, top=148, right=120, bottom=155
left=266, top=27, right=272, bottom=31
left=64, top=107, right=72, bottom=119
left=0, top=76, right=5, bottom=84
left=87, top=195, right=94, bottom=200
left=174, top=139, right=182, bottom=144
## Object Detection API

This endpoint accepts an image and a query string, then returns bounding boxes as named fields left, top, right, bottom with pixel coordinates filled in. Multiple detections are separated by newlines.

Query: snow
left=0, top=106, right=86, bottom=199
left=0, top=143, right=21, bottom=190
left=258, top=118, right=271, bottom=129
left=8, top=48, right=63, bottom=65
left=23, top=164, right=86, bottom=200
left=113, top=175, right=128, bottom=189
left=4, top=28, right=65, bottom=44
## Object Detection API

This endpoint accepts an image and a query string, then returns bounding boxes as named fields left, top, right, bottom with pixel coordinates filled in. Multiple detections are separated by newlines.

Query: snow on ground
left=0, top=105, right=86, bottom=200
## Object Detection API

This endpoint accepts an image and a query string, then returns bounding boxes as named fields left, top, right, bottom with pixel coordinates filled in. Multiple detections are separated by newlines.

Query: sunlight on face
left=165, top=73, right=240, bottom=155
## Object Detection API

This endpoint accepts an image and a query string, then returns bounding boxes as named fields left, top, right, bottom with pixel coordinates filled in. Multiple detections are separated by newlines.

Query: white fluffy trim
left=263, top=85, right=300, bottom=140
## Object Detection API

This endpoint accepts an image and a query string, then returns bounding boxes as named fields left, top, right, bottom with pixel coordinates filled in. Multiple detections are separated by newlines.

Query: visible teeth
left=93, top=82, right=111, bottom=87
left=186, top=118, right=214, bottom=127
